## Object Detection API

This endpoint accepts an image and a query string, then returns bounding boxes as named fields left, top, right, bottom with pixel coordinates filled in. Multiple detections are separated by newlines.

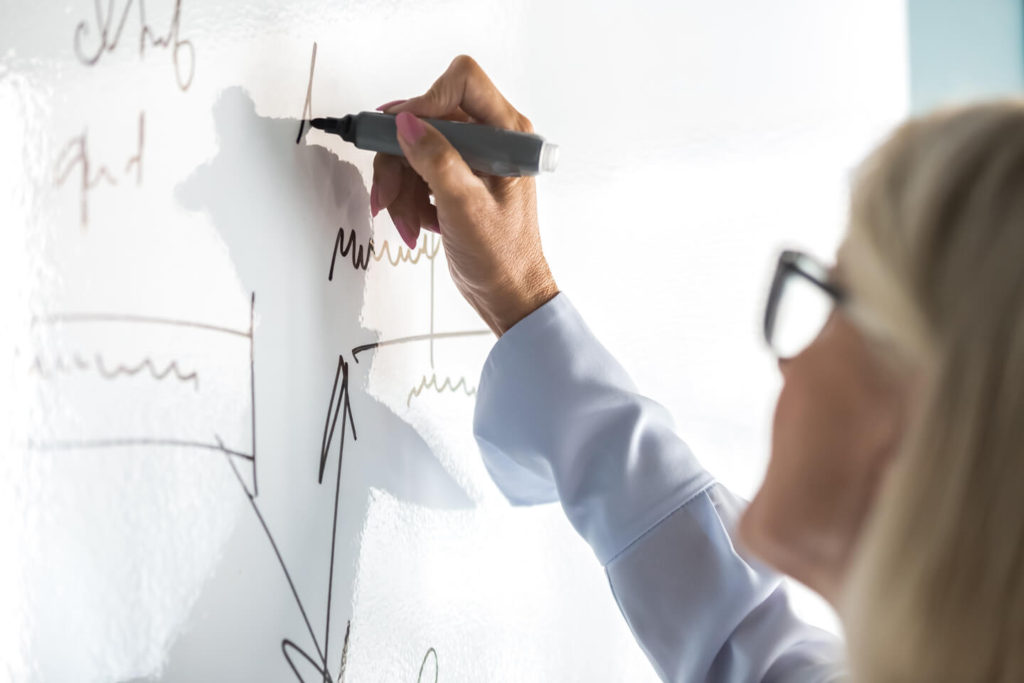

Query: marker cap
left=539, top=142, right=560, bottom=173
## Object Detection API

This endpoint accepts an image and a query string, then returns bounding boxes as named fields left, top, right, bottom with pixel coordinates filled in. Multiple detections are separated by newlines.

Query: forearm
left=472, top=293, right=845, bottom=681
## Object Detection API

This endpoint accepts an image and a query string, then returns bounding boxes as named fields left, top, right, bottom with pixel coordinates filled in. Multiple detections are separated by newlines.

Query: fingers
left=382, top=55, right=531, bottom=133
left=374, top=55, right=517, bottom=247
left=393, top=112, right=488, bottom=219
left=375, top=158, right=440, bottom=248
left=415, top=182, right=440, bottom=234
left=385, top=165, right=423, bottom=249
left=371, top=153, right=403, bottom=217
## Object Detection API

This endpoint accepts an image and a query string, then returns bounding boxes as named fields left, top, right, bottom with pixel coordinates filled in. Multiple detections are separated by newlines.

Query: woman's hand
left=370, top=55, right=559, bottom=337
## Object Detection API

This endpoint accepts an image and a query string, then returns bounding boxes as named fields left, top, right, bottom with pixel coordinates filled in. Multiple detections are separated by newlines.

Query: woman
left=370, top=56, right=1024, bottom=681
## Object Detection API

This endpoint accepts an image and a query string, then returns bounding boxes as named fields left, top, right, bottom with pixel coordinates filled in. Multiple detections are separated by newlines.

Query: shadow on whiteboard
left=177, top=85, right=470, bottom=510
left=164, top=87, right=472, bottom=681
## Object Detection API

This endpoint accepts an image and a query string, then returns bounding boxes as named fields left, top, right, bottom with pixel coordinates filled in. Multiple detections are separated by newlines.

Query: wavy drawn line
left=372, top=232, right=441, bottom=267
left=328, top=226, right=441, bottom=279
left=93, top=354, right=199, bottom=390
left=31, top=352, right=199, bottom=391
left=406, top=373, right=476, bottom=407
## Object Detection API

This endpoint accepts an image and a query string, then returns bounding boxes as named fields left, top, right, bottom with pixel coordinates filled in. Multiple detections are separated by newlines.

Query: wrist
left=493, top=267, right=559, bottom=336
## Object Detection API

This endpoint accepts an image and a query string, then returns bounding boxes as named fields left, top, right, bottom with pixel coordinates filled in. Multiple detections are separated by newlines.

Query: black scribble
left=296, top=42, right=317, bottom=144
left=54, top=112, right=145, bottom=228
left=225, top=350, right=358, bottom=682
left=319, top=355, right=356, bottom=484
left=221, top=441, right=327, bottom=681
left=73, top=0, right=195, bottom=91
left=350, top=330, right=490, bottom=363
left=328, top=226, right=441, bottom=280
left=319, top=357, right=356, bottom=678
left=30, top=351, right=199, bottom=390
left=328, top=226, right=372, bottom=276
left=282, top=638, right=329, bottom=683
left=407, top=373, right=476, bottom=407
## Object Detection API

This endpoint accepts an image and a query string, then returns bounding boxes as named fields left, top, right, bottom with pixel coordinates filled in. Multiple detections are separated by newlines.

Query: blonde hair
left=838, top=100, right=1024, bottom=681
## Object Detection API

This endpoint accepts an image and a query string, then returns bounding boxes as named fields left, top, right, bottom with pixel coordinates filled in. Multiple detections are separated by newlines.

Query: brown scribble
left=124, top=110, right=145, bottom=182
left=407, top=373, right=476, bottom=407
left=54, top=111, right=145, bottom=228
left=73, top=0, right=195, bottom=91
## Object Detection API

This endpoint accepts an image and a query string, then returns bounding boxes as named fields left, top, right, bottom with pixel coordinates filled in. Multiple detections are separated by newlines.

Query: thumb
left=394, top=111, right=486, bottom=207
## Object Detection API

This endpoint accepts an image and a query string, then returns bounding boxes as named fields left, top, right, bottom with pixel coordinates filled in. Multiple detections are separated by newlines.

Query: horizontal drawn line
left=28, top=437, right=254, bottom=460
left=352, top=330, right=490, bottom=362
left=32, top=312, right=251, bottom=338
left=407, top=373, right=476, bottom=407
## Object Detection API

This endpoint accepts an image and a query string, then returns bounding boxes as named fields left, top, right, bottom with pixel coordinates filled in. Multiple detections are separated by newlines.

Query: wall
left=908, top=0, right=1024, bottom=111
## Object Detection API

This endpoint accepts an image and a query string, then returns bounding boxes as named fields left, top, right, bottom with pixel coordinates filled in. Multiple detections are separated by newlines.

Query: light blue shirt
left=473, top=293, right=846, bottom=682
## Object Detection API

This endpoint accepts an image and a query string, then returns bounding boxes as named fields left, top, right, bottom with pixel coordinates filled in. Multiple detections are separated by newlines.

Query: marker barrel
left=348, top=111, right=558, bottom=177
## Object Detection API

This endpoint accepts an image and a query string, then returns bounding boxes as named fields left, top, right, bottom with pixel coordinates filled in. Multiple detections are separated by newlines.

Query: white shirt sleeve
left=473, top=293, right=847, bottom=682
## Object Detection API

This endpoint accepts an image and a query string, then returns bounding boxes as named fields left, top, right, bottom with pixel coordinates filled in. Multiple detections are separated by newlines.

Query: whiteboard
left=0, top=1, right=907, bottom=680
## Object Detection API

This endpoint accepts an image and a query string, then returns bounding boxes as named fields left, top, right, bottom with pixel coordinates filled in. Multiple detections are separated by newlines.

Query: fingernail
left=395, top=112, right=426, bottom=144
left=369, top=183, right=379, bottom=217
left=394, top=217, right=418, bottom=250
left=376, top=98, right=408, bottom=112
left=424, top=221, right=441, bottom=234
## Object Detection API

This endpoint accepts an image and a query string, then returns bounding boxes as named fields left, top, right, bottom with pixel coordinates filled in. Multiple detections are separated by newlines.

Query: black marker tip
left=307, top=116, right=355, bottom=141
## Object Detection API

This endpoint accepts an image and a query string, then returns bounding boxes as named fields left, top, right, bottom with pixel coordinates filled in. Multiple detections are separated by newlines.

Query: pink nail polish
left=424, top=221, right=441, bottom=234
left=394, top=217, right=417, bottom=250
left=395, top=112, right=426, bottom=144
left=369, top=183, right=379, bottom=217
left=376, top=98, right=408, bottom=112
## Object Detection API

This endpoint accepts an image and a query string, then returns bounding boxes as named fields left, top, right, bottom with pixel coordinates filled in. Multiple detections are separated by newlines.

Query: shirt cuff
left=473, top=292, right=714, bottom=564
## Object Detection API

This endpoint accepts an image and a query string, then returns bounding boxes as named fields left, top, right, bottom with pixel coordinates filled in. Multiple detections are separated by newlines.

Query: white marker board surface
left=0, top=2, right=907, bottom=680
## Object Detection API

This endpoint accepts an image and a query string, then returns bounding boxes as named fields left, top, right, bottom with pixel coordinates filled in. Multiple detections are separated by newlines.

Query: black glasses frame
left=763, top=249, right=847, bottom=358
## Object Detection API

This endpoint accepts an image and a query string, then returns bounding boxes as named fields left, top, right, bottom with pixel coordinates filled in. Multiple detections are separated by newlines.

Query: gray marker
left=308, top=112, right=559, bottom=177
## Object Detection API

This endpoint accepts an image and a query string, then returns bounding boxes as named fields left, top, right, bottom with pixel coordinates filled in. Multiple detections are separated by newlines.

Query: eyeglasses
left=763, top=249, right=847, bottom=360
